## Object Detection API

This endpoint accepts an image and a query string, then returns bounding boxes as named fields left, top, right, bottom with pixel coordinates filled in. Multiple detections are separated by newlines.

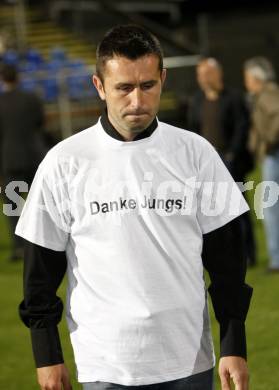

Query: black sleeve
left=229, top=92, right=250, bottom=157
left=202, top=214, right=253, bottom=359
left=188, top=92, right=202, bottom=133
left=18, top=239, right=67, bottom=367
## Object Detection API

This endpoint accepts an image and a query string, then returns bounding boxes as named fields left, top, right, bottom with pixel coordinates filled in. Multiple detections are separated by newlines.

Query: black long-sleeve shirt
left=19, top=216, right=253, bottom=368
left=18, top=112, right=253, bottom=367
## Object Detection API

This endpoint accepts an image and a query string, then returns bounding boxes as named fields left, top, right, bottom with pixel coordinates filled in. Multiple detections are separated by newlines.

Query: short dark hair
left=1, top=63, right=18, bottom=83
left=96, top=24, right=163, bottom=81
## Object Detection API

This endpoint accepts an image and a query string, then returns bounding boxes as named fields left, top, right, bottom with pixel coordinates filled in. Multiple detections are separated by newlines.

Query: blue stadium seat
left=19, top=61, right=38, bottom=73
left=2, top=50, right=19, bottom=66
left=25, top=49, right=44, bottom=69
left=20, top=77, right=38, bottom=92
left=2, top=47, right=97, bottom=102
left=40, top=76, right=59, bottom=102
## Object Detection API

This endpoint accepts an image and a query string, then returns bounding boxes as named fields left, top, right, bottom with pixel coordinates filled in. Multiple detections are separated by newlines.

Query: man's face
left=93, top=54, right=166, bottom=134
left=196, top=61, right=223, bottom=92
left=244, top=70, right=263, bottom=95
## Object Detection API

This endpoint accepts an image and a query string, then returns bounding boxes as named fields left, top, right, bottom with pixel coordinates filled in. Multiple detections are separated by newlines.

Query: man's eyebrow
left=115, top=82, right=134, bottom=88
left=140, top=80, right=158, bottom=86
left=114, top=80, right=158, bottom=88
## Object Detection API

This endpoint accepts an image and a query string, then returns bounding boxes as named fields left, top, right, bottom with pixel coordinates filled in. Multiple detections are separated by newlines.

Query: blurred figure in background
left=188, top=57, right=256, bottom=266
left=0, top=63, right=48, bottom=261
left=244, top=57, right=279, bottom=272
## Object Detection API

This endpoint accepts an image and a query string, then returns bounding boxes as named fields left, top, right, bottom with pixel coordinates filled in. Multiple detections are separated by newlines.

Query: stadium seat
left=20, top=76, right=38, bottom=92
left=2, top=50, right=19, bottom=66
left=25, top=49, right=44, bottom=69
left=40, top=75, right=59, bottom=102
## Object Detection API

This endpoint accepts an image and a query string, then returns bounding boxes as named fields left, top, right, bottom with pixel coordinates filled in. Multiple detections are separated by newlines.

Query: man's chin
left=124, top=115, right=151, bottom=130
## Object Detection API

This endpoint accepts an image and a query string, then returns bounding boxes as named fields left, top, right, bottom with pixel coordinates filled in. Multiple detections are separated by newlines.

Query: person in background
left=188, top=57, right=256, bottom=266
left=0, top=63, right=48, bottom=261
left=244, top=56, right=279, bottom=273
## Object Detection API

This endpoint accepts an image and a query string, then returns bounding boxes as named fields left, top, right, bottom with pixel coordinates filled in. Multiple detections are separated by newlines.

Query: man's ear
left=161, top=68, right=167, bottom=88
left=92, top=75, right=106, bottom=100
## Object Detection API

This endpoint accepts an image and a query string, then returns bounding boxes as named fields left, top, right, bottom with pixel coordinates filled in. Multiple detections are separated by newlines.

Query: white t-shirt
left=15, top=119, right=249, bottom=385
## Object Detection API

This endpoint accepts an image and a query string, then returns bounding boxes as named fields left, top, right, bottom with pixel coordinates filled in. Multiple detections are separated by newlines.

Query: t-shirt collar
left=100, top=109, right=158, bottom=142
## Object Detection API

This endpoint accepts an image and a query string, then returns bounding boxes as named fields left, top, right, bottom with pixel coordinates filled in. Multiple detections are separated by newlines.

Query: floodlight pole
left=14, top=0, right=27, bottom=52
left=197, top=13, right=210, bottom=56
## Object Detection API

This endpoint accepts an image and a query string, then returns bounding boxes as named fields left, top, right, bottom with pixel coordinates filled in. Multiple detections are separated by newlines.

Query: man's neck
left=204, top=83, right=223, bottom=101
left=107, top=113, right=149, bottom=141
left=100, top=110, right=158, bottom=142
left=205, top=90, right=219, bottom=101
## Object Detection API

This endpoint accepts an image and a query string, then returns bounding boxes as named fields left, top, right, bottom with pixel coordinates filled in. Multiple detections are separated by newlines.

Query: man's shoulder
left=0, top=89, right=42, bottom=106
left=40, top=121, right=100, bottom=171
left=158, top=121, right=218, bottom=170
left=221, top=86, right=245, bottom=102
left=258, top=83, right=279, bottom=112
left=50, top=122, right=99, bottom=154
left=159, top=120, right=212, bottom=148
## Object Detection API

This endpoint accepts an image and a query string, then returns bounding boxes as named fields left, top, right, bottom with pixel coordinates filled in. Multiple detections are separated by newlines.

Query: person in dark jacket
left=0, top=63, right=48, bottom=261
left=188, top=57, right=256, bottom=266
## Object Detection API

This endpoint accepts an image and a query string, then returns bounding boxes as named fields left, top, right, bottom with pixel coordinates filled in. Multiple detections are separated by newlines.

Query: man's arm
left=19, top=239, right=72, bottom=389
left=202, top=214, right=253, bottom=389
left=227, top=92, right=250, bottom=159
left=188, top=92, right=202, bottom=133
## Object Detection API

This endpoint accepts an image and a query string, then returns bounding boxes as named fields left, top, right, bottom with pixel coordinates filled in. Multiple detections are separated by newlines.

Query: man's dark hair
left=0, top=63, right=18, bottom=83
left=96, top=24, right=164, bottom=81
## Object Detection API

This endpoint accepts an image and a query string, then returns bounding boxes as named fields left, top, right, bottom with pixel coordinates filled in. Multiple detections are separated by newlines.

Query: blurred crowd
left=0, top=52, right=279, bottom=272
left=188, top=56, right=279, bottom=272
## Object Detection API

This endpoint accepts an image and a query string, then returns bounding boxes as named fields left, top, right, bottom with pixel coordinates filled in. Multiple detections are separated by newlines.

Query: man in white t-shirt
left=16, top=25, right=253, bottom=390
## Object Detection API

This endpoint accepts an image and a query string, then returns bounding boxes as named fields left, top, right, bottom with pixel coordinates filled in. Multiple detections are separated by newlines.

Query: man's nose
left=130, top=87, right=143, bottom=109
